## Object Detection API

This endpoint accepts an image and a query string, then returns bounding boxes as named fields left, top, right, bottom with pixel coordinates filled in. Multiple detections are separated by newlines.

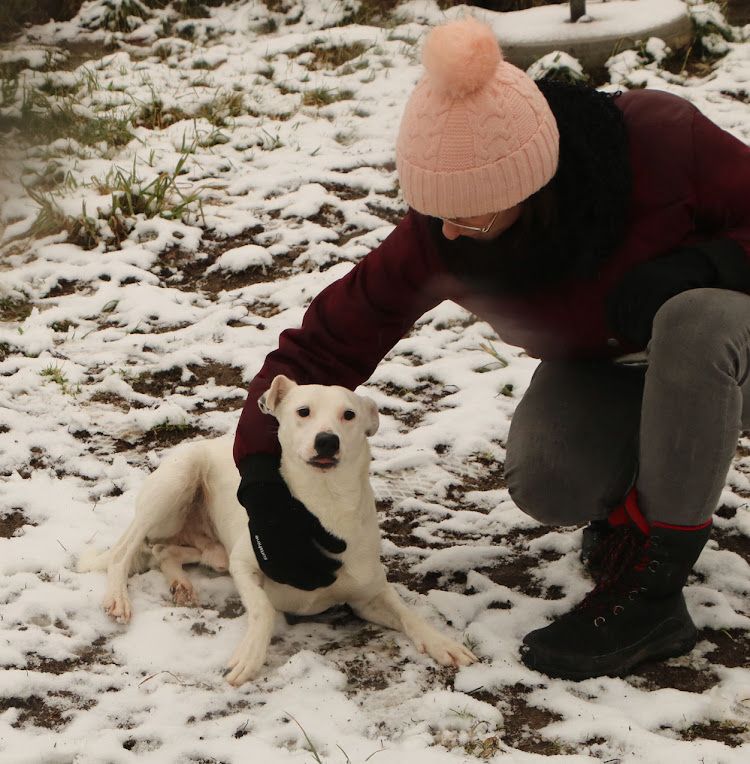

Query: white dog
left=78, top=375, right=477, bottom=685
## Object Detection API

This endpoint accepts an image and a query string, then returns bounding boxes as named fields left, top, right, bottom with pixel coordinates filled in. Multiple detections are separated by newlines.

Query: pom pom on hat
left=422, top=16, right=502, bottom=97
left=397, top=15, right=560, bottom=218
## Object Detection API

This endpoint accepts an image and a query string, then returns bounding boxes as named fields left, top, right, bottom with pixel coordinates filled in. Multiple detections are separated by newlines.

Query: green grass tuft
left=0, top=85, right=133, bottom=148
left=302, top=87, right=355, bottom=107
left=298, top=41, right=370, bottom=70
left=26, top=152, right=202, bottom=249
left=27, top=189, right=101, bottom=249
left=195, top=90, right=245, bottom=126
left=82, top=0, right=151, bottom=34
left=40, top=363, right=81, bottom=395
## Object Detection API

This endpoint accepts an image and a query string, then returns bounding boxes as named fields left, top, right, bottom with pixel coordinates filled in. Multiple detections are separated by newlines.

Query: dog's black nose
left=314, top=432, right=340, bottom=458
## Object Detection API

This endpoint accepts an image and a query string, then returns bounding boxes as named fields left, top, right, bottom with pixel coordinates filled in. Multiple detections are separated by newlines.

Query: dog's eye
left=297, top=407, right=310, bottom=418
left=343, top=409, right=356, bottom=421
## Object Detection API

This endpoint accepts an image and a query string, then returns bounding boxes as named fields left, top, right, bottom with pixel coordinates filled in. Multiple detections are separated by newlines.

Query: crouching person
left=233, top=18, right=750, bottom=679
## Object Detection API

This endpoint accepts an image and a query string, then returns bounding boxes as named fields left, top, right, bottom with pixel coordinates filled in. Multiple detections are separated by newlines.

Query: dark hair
left=433, top=79, right=631, bottom=294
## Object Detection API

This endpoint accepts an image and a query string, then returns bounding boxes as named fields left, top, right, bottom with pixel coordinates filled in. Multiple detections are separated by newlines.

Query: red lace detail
left=580, top=494, right=711, bottom=617
left=576, top=524, right=647, bottom=612
left=623, top=488, right=650, bottom=536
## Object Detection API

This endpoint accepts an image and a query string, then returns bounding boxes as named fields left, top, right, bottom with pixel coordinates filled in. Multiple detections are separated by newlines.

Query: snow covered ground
left=1, top=1, right=749, bottom=761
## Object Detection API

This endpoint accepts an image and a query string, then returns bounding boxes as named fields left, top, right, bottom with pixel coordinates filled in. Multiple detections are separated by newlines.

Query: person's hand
left=237, top=455, right=346, bottom=590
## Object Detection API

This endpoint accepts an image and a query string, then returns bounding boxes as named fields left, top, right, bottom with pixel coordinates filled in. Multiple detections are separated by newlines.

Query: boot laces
left=576, top=525, right=649, bottom=617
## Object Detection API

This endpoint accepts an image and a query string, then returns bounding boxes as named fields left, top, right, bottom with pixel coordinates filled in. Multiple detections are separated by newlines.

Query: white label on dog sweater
left=254, top=535, right=269, bottom=561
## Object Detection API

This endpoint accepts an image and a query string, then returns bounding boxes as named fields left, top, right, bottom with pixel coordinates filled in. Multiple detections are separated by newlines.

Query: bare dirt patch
left=0, top=0, right=85, bottom=42
left=0, top=342, right=18, bottom=362
left=377, top=498, right=563, bottom=599
left=318, top=182, right=369, bottom=201
left=46, top=278, right=82, bottom=297
left=469, top=683, right=569, bottom=756
left=721, top=88, right=750, bottom=104
left=678, top=720, right=748, bottom=747
left=10, top=446, right=84, bottom=480
left=154, top=230, right=304, bottom=295
left=444, top=456, right=507, bottom=506
left=0, top=508, right=36, bottom=537
left=365, top=200, right=403, bottom=226
left=716, top=503, right=738, bottom=519
left=25, top=635, right=115, bottom=673
left=130, top=365, right=187, bottom=397
left=378, top=502, right=431, bottom=548
left=712, top=526, right=750, bottom=561
left=130, top=424, right=216, bottom=451
left=308, top=203, right=345, bottom=229
left=0, top=297, right=33, bottom=321
left=339, top=654, right=395, bottom=692
left=216, top=596, right=244, bottom=619
left=374, top=377, right=454, bottom=429
left=628, top=661, right=719, bottom=694
left=0, top=691, right=95, bottom=729
left=89, top=391, right=138, bottom=410
left=128, top=361, right=246, bottom=410
left=700, top=627, right=750, bottom=668
left=474, top=554, right=564, bottom=601
left=58, top=38, right=119, bottom=70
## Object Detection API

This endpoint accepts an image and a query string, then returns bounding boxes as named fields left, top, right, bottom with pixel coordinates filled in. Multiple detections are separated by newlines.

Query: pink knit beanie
left=396, top=17, right=560, bottom=219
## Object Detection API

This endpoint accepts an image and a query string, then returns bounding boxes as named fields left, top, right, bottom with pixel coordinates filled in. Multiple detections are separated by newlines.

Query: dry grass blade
left=287, top=713, right=324, bottom=763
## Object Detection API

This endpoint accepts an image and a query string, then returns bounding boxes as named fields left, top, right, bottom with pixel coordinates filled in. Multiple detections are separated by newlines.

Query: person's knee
left=652, top=288, right=750, bottom=365
left=505, top=445, right=595, bottom=526
left=505, top=360, right=642, bottom=526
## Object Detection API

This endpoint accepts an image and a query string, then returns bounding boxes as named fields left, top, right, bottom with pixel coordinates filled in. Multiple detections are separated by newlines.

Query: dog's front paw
left=103, top=590, right=132, bottom=624
left=414, top=629, right=478, bottom=668
left=224, top=635, right=268, bottom=686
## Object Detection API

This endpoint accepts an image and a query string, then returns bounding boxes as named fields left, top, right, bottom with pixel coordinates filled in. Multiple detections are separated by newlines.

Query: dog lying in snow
left=78, top=375, right=477, bottom=685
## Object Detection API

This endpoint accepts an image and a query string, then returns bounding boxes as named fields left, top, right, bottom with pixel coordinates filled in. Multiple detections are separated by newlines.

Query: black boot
left=580, top=518, right=612, bottom=573
left=521, top=518, right=711, bottom=680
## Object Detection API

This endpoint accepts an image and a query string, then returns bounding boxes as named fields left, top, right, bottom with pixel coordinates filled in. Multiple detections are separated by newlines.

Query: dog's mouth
left=307, top=456, right=339, bottom=470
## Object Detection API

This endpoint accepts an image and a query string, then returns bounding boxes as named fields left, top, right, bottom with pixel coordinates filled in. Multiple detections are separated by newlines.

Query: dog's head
left=258, top=375, right=379, bottom=471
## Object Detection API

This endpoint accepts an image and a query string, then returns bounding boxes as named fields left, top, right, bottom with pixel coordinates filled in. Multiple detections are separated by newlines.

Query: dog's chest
left=263, top=574, right=386, bottom=616
left=266, top=468, right=386, bottom=614
left=262, top=539, right=386, bottom=615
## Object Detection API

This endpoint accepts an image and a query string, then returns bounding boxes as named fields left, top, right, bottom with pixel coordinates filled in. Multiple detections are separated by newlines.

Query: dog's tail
left=76, top=543, right=153, bottom=574
left=76, top=546, right=111, bottom=572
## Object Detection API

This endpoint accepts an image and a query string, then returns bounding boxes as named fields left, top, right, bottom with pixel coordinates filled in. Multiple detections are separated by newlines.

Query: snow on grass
left=1, top=0, right=749, bottom=761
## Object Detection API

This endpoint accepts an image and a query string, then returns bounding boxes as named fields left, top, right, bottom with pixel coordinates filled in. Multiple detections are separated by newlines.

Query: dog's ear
left=258, top=374, right=296, bottom=416
left=361, top=396, right=379, bottom=437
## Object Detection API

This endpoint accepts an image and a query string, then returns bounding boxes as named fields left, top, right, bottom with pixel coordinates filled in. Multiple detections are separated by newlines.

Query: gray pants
left=505, top=289, right=750, bottom=526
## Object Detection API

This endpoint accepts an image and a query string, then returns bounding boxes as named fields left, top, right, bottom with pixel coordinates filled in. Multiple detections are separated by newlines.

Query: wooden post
left=570, top=0, right=586, bottom=22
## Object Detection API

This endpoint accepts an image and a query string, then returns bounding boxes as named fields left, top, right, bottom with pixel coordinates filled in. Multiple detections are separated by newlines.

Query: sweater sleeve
left=233, top=210, right=447, bottom=468
left=606, top=109, right=750, bottom=348
left=692, top=107, right=750, bottom=259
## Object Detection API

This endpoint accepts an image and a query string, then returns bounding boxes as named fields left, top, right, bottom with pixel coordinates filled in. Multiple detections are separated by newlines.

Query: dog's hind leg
left=152, top=544, right=202, bottom=606
left=102, top=444, right=207, bottom=623
left=201, top=542, right=229, bottom=572
left=351, top=584, right=477, bottom=668
left=102, top=518, right=153, bottom=624
left=224, top=542, right=276, bottom=686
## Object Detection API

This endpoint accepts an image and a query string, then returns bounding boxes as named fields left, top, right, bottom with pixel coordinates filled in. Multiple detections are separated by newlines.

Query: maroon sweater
left=234, top=89, right=750, bottom=466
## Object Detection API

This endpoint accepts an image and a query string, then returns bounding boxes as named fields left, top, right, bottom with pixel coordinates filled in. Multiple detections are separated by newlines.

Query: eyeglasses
left=440, top=210, right=499, bottom=234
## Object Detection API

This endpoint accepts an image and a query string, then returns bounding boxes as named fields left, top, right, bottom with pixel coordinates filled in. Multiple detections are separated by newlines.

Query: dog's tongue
left=312, top=456, right=335, bottom=465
